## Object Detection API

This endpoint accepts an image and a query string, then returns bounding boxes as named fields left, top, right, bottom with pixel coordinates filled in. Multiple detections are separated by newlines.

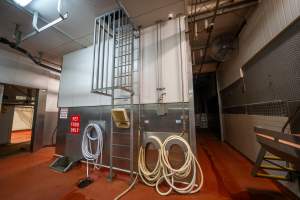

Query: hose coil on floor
left=81, top=123, right=104, bottom=175
left=156, top=135, right=204, bottom=195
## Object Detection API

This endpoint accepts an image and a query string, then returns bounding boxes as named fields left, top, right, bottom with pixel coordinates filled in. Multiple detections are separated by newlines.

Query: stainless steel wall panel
left=0, top=105, right=14, bottom=145
left=0, top=84, right=3, bottom=112
left=43, top=111, right=58, bottom=146
left=32, top=89, right=47, bottom=152
left=55, top=102, right=194, bottom=171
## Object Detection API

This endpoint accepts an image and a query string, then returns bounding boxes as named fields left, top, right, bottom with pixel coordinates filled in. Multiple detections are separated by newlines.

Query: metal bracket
left=22, top=0, right=69, bottom=41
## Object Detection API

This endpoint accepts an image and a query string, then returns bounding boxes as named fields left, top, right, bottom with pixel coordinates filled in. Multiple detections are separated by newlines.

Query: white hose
left=81, top=123, right=104, bottom=177
left=155, top=135, right=204, bottom=195
left=114, top=135, right=204, bottom=199
left=138, top=136, right=163, bottom=187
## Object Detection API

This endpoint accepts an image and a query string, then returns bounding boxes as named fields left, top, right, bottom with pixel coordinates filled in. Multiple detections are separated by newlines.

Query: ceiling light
left=13, top=0, right=32, bottom=7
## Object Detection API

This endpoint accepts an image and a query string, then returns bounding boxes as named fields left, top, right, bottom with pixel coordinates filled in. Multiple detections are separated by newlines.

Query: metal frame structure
left=91, top=9, right=137, bottom=181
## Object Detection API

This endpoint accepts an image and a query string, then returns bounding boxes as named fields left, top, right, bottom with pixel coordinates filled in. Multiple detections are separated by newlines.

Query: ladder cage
left=92, top=9, right=135, bottom=96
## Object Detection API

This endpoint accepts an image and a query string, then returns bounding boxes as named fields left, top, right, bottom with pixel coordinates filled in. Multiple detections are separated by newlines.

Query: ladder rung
left=115, top=53, right=131, bottom=58
left=264, top=156, right=283, bottom=161
left=114, top=97, right=130, bottom=100
left=112, top=132, right=130, bottom=135
left=114, top=74, right=132, bottom=78
left=112, top=144, right=130, bottom=148
left=114, top=64, right=132, bottom=68
left=260, top=164, right=296, bottom=172
left=255, top=173, right=289, bottom=181
left=112, top=156, right=130, bottom=160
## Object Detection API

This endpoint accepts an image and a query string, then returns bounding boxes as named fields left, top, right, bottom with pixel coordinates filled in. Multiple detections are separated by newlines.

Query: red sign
left=70, top=115, right=80, bottom=134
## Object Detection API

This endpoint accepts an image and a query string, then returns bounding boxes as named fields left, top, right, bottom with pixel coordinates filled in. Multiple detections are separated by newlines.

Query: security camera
left=168, top=13, right=174, bottom=20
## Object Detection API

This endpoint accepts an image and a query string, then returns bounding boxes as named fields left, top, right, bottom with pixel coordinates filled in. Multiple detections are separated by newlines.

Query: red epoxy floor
left=0, top=133, right=296, bottom=200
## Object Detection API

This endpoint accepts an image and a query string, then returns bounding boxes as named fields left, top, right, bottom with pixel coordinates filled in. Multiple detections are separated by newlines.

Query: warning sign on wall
left=70, top=115, right=80, bottom=134
left=60, top=108, right=68, bottom=119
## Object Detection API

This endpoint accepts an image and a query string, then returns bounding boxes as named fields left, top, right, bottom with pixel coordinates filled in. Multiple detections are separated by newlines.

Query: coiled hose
left=81, top=123, right=103, bottom=177
left=114, top=135, right=204, bottom=199
left=156, top=135, right=204, bottom=195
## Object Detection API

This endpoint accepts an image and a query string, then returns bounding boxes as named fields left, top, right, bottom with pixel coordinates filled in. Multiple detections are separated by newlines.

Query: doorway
left=10, top=106, right=34, bottom=144
left=0, top=84, right=37, bottom=157
left=193, top=73, right=221, bottom=139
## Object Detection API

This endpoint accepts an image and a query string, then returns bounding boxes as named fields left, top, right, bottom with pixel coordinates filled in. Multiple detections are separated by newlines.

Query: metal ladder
left=108, top=10, right=135, bottom=181
left=91, top=9, right=138, bottom=182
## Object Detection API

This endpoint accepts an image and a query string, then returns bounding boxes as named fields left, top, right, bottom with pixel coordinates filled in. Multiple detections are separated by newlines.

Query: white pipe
left=22, top=0, right=69, bottom=41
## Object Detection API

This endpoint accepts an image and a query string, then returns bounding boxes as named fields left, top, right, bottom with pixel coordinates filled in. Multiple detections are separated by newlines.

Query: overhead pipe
left=188, top=0, right=259, bottom=22
left=22, top=0, right=68, bottom=41
left=0, top=37, right=61, bottom=73
left=198, top=0, right=220, bottom=73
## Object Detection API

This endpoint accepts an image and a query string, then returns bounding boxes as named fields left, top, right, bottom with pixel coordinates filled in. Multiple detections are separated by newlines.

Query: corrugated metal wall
left=218, top=0, right=300, bottom=90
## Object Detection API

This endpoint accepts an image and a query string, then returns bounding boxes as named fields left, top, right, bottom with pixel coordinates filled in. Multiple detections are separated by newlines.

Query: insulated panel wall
left=140, top=17, right=189, bottom=104
left=218, top=0, right=300, bottom=89
left=58, top=17, right=190, bottom=107
left=58, top=46, right=111, bottom=107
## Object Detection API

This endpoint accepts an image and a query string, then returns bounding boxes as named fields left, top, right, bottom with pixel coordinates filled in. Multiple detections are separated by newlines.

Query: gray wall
left=218, top=0, right=300, bottom=90
left=0, top=106, right=14, bottom=145
left=218, top=12, right=300, bottom=198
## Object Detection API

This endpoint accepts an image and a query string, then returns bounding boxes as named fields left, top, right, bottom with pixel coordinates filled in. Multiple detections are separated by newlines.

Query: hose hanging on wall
left=138, top=136, right=163, bottom=187
left=114, top=135, right=204, bottom=199
left=78, top=123, right=104, bottom=188
left=156, top=135, right=204, bottom=195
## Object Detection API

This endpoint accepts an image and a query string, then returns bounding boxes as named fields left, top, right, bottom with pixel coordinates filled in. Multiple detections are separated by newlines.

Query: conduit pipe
left=199, top=0, right=220, bottom=73
left=0, top=37, right=61, bottom=73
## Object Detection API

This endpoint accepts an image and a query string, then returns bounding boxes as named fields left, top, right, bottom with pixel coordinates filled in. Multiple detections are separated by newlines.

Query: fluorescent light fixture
left=13, top=0, right=32, bottom=7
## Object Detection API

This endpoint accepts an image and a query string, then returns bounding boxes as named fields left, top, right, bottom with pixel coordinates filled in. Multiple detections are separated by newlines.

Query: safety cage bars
left=91, top=9, right=135, bottom=96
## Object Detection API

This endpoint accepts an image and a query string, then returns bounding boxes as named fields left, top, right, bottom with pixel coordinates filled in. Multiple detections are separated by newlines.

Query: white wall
left=12, top=107, right=34, bottom=131
left=140, top=17, right=189, bottom=104
left=218, top=0, right=300, bottom=89
left=0, top=48, right=60, bottom=146
left=58, top=16, right=190, bottom=107
left=0, top=48, right=59, bottom=112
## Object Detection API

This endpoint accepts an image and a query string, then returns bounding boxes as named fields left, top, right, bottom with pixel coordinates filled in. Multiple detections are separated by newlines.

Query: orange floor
left=10, top=130, right=32, bottom=144
left=0, top=133, right=296, bottom=200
